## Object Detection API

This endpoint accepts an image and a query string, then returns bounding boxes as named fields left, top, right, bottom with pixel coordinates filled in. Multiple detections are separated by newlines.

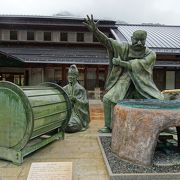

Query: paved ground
left=0, top=118, right=108, bottom=180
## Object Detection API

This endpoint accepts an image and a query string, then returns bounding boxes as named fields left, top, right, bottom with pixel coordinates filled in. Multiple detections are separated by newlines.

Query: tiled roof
left=112, top=24, right=180, bottom=54
left=0, top=46, right=179, bottom=67
left=0, top=46, right=109, bottom=65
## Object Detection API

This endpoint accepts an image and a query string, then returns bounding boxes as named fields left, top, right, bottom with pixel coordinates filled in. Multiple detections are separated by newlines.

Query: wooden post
left=96, top=66, right=99, bottom=87
left=84, top=66, right=87, bottom=89
left=62, top=64, right=66, bottom=86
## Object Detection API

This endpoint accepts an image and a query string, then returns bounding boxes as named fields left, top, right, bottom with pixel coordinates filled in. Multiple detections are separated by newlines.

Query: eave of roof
left=155, top=61, right=180, bottom=67
left=0, top=15, right=116, bottom=28
left=0, top=51, right=24, bottom=67
left=0, top=46, right=109, bottom=65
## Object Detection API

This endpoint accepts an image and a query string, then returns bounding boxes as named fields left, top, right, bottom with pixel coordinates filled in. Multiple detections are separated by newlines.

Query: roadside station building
left=0, top=15, right=179, bottom=95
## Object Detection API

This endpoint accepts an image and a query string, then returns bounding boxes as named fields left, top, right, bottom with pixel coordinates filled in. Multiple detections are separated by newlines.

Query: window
left=44, top=68, right=62, bottom=85
left=27, top=31, right=35, bottom=40
left=54, top=68, right=62, bottom=85
left=0, top=73, right=24, bottom=86
left=166, top=71, right=175, bottom=89
left=60, top=32, right=68, bottom=41
left=86, top=68, right=96, bottom=90
left=44, top=32, right=51, bottom=41
left=99, top=68, right=106, bottom=89
left=45, top=68, right=54, bottom=82
left=10, top=30, right=18, bottom=40
left=77, top=33, right=84, bottom=42
left=78, top=70, right=85, bottom=86
left=153, top=69, right=165, bottom=90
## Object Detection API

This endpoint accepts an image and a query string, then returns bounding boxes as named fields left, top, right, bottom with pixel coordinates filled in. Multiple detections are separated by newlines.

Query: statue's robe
left=63, top=82, right=90, bottom=133
left=104, top=39, right=164, bottom=103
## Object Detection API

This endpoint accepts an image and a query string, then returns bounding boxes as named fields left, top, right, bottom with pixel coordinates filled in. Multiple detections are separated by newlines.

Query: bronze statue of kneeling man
left=63, top=65, right=90, bottom=133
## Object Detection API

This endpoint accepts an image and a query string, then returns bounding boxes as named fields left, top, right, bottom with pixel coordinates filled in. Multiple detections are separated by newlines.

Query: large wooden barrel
left=0, top=81, right=71, bottom=164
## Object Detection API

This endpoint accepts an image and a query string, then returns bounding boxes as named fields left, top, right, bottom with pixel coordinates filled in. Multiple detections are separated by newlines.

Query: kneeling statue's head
left=68, top=64, right=79, bottom=85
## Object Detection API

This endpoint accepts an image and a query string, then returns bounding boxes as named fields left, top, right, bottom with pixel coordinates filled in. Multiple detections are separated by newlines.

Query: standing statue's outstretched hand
left=83, top=15, right=98, bottom=32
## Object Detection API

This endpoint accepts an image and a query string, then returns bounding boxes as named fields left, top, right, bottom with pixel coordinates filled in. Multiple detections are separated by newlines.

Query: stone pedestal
left=111, top=100, right=180, bottom=166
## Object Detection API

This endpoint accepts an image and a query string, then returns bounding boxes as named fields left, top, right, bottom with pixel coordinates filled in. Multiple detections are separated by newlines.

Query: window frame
left=43, top=31, right=52, bottom=41
left=10, top=30, right=18, bottom=40
left=76, top=32, right=84, bottom=42
left=27, top=31, right=35, bottom=41
left=60, top=32, right=68, bottom=42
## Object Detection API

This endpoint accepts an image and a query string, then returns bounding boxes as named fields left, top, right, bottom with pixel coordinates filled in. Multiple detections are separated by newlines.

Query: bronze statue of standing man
left=84, top=15, right=164, bottom=133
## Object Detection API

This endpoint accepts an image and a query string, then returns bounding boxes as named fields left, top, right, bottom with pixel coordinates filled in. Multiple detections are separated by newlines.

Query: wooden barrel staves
left=0, top=81, right=71, bottom=165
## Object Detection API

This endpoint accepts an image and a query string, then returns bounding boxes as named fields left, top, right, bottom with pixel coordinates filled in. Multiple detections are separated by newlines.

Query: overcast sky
left=1, top=0, right=180, bottom=25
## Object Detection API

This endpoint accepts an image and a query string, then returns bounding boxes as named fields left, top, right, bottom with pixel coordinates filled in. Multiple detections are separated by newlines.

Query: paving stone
left=0, top=119, right=107, bottom=179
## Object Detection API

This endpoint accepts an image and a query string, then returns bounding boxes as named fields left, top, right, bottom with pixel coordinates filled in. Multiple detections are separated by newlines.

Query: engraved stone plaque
left=27, top=162, right=72, bottom=180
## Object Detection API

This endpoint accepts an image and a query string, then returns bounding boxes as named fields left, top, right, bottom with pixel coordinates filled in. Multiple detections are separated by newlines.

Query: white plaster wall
left=52, top=31, right=59, bottom=42
left=84, top=32, right=93, bottom=43
left=35, top=31, right=43, bottom=41
left=19, top=30, right=27, bottom=41
left=68, top=32, right=76, bottom=42
left=1, top=29, right=10, bottom=40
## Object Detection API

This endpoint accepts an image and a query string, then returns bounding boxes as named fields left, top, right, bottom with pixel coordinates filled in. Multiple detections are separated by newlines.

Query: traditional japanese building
left=0, top=15, right=179, bottom=94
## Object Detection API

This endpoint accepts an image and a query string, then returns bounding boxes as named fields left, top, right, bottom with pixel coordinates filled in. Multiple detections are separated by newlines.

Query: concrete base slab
left=98, top=135, right=180, bottom=180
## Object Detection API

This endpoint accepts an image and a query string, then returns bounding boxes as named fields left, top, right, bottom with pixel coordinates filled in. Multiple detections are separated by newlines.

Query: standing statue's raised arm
left=83, top=15, right=112, bottom=50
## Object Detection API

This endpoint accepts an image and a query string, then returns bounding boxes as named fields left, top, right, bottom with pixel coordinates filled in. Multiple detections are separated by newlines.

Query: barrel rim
left=0, top=81, right=34, bottom=150
left=118, top=99, right=180, bottom=110
left=40, top=82, right=72, bottom=131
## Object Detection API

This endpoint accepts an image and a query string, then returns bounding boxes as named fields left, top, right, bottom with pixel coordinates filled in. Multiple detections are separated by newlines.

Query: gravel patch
left=100, top=136, right=180, bottom=174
